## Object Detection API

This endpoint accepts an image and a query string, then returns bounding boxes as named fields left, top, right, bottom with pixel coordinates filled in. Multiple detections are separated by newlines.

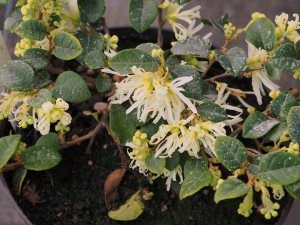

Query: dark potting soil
left=7, top=131, right=289, bottom=225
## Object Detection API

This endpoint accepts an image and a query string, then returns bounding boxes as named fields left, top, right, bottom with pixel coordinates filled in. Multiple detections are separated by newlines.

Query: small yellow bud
left=247, top=107, right=255, bottom=113
left=110, top=35, right=119, bottom=43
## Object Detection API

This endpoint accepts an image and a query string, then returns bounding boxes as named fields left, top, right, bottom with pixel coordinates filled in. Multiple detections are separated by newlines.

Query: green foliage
left=129, top=0, right=158, bottom=33
left=78, top=0, right=106, bottom=23
left=109, top=104, right=139, bottom=145
left=243, top=111, right=279, bottom=139
left=165, top=151, right=180, bottom=171
left=109, top=49, right=158, bottom=74
left=0, top=60, right=34, bottom=91
left=0, top=135, right=21, bottom=169
left=215, top=136, right=247, bottom=171
left=285, top=180, right=300, bottom=199
left=12, top=166, right=27, bottom=195
left=95, top=75, right=112, bottom=93
left=53, top=32, right=83, bottom=60
left=201, top=14, right=229, bottom=33
left=214, top=178, right=250, bottom=203
left=35, top=133, right=61, bottom=152
left=245, top=18, right=276, bottom=50
left=136, top=43, right=160, bottom=55
left=263, top=122, right=286, bottom=143
left=15, top=19, right=47, bottom=41
left=75, top=32, right=104, bottom=67
left=179, top=157, right=213, bottom=200
left=52, top=71, right=91, bottom=103
left=271, top=43, right=300, bottom=70
left=22, top=145, right=62, bottom=171
left=169, top=64, right=209, bottom=100
left=84, top=50, right=105, bottom=69
left=287, top=106, right=300, bottom=143
left=215, top=47, right=246, bottom=76
left=27, top=89, right=52, bottom=107
left=4, top=7, right=22, bottom=33
left=171, top=37, right=210, bottom=57
left=24, top=48, right=49, bottom=70
left=30, top=70, right=52, bottom=89
left=145, top=151, right=166, bottom=174
left=269, top=91, right=298, bottom=120
left=258, top=151, right=300, bottom=185
left=196, top=102, right=227, bottom=122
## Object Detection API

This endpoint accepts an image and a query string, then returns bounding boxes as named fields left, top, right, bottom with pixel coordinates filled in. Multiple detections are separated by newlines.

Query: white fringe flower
left=160, top=0, right=207, bottom=41
left=34, top=98, right=72, bottom=135
left=275, top=13, right=300, bottom=43
left=247, top=43, right=279, bottom=105
left=107, top=66, right=197, bottom=124
left=163, top=165, right=183, bottom=191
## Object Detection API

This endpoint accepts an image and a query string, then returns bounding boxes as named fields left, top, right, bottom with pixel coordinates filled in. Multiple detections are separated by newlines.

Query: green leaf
left=169, top=65, right=209, bottom=100
left=176, top=0, right=190, bottom=4
left=109, top=49, right=158, bottom=74
left=214, top=178, right=250, bottom=203
left=0, top=60, right=34, bottom=91
left=165, top=151, right=180, bottom=171
left=53, top=32, right=83, bottom=60
left=75, top=32, right=104, bottom=67
left=263, top=122, right=287, bottom=143
left=215, top=136, right=247, bottom=171
left=136, top=43, right=160, bottom=55
left=285, top=180, right=300, bottom=199
left=179, top=157, right=212, bottom=200
left=145, top=151, right=166, bottom=174
left=35, top=133, right=61, bottom=152
left=15, top=19, right=47, bottom=41
left=243, top=111, right=279, bottom=139
left=296, top=41, right=300, bottom=59
left=269, top=91, right=297, bottom=120
left=30, top=70, right=51, bottom=89
left=258, top=151, right=300, bottom=185
left=245, top=18, right=276, bottom=51
left=23, top=145, right=62, bottom=171
left=171, top=37, right=211, bottom=58
left=110, top=104, right=139, bottom=145
left=52, top=71, right=91, bottom=103
left=201, top=14, right=229, bottom=33
left=215, top=47, right=246, bottom=76
left=265, top=62, right=281, bottom=80
left=27, top=89, right=52, bottom=107
left=78, top=0, right=105, bottom=23
left=108, top=191, right=144, bottom=221
left=287, top=106, right=300, bottom=143
left=129, top=0, right=158, bottom=33
left=24, top=48, right=49, bottom=70
left=95, top=75, right=112, bottom=93
left=12, top=166, right=27, bottom=196
left=271, top=44, right=300, bottom=70
left=84, top=50, right=105, bottom=69
left=141, top=119, right=165, bottom=140
left=196, top=102, right=227, bottom=122
left=4, top=7, right=22, bottom=33
left=0, top=135, right=21, bottom=169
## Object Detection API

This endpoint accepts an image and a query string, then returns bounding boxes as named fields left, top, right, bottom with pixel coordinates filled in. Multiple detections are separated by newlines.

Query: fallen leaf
left=104, top=168, right=126, bottom=203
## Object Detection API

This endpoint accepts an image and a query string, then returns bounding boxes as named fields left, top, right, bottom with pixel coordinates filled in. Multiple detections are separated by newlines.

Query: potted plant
left=0, top=0, right=299, bottom=224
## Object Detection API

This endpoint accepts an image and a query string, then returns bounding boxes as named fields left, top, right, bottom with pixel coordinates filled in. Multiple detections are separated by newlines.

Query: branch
left=102, top=17, right=110, bottom=35
left=0, top=161, right=22, bottom=173
left=157, top=6, right=164, bottom=47
left=201, top=60, right=215, bottom=79
left=205, top=72, right=230, bottom=82
left=85, top=112, right=108, bottom=154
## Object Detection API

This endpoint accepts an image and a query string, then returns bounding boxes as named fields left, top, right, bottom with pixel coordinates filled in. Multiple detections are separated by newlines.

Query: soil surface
left=5, top=131, right=289, bottom=225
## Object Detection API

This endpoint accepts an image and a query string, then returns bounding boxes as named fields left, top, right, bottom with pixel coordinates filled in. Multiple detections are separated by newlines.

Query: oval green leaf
left=78, top=0, right=105, bottom=23
left=196, top=101, right=227, bottom=122
left=271, top=43, right=300, bottom=70
left=287, top=106, right=300, bottom=143
left=245, top=17, right=276, bottom=51
left=0, top=135, right=21, bottom=169
left=171, top=37, right=210, bottom=58
left=145, top=151, right=166, bottom=174
left=215, top=136, right=247, bottom=171
left=15, top=19, right=47, bottom=41
left=24, top=48, right=49, bottom=70
left=0, top=60, right=34, bottom=91
left=109, top=49, right=158, bottom=74
left=35, top=133, right=61, bottom=152
left=22, top=146, right=62, bottom=171
left=258, top=151, right=300, bottom=185
left=214, top=178, right=250, bottom=203
left=53, top=32, right=83, bottom=60
left=52, top=71, right=91, bottom=103
left=129, top=0, right=158, bottom=33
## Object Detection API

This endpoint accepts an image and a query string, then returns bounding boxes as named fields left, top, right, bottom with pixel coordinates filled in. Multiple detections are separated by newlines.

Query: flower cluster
left=0, top=92, right=71, bottom=135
